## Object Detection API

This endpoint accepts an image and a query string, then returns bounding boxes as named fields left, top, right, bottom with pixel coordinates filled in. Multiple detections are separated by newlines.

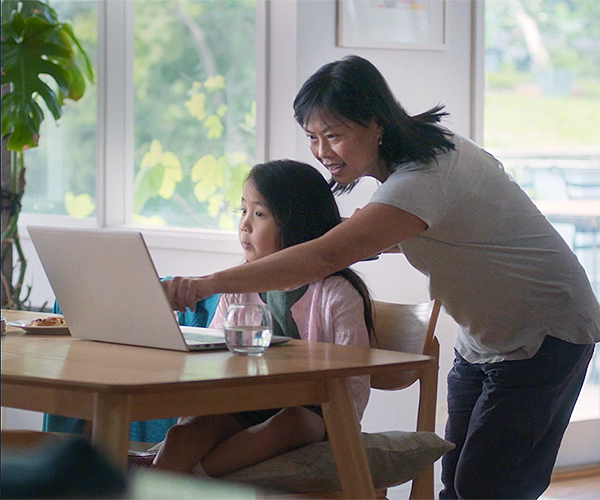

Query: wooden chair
left=369, top=299, right=442, bottom=500
left=224, top=299, right=447, bottom=500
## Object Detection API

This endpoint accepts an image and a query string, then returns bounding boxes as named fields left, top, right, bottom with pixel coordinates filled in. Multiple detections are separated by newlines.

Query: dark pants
left=440, top=336, right=595, bottom=500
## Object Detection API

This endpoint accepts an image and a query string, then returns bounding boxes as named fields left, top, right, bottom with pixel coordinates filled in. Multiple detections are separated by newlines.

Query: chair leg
left=409, top=464, right=434, bottom=500
left=412, top=337, right=439, bottom=500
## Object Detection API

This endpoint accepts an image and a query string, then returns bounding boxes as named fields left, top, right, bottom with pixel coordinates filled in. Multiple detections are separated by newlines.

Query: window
left=484, top=0, right=600, bottom=422
left=20, top=0, right=258, bottom=231
left=132, top=0, right=256, bottom=230
left=21, top=0, right=98, bottom=219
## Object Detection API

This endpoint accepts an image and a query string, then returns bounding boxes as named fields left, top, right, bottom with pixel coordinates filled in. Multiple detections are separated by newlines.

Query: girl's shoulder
left=219, top=292, right=263, bottom=306
left=308, top=275, right=363, bottom=303
left=315, top=273, right=354, bottom=288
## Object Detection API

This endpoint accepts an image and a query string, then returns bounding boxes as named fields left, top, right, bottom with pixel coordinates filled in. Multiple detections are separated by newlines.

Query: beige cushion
left=221, top=431, right=454, bottom=493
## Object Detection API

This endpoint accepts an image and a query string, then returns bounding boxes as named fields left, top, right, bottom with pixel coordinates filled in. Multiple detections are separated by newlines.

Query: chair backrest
left=369, top=299, right=441, bottom=391
left=368, top=299, right=443, bottom=499
left=556, top=167, right=600, bottom=200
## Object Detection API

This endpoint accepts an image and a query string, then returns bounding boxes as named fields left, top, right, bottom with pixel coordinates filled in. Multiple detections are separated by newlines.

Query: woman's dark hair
left=293, top=55, right=455, bottom=192
left=247, top=159, right=373, bottom=335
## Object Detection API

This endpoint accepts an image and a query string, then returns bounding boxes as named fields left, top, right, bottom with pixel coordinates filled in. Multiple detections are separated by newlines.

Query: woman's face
left=303, top=111, right=385, bottom=185
left=238, top=179, right=280, bottom=262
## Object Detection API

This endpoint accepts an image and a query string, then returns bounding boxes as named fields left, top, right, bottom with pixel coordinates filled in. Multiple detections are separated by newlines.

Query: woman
left=164, top=56, right=599, bottom=499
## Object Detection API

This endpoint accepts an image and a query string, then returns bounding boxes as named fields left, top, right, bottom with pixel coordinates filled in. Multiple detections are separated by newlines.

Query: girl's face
left=239, top=179, right=280, bottom=262
left=303, top=111, right=386, bottom=185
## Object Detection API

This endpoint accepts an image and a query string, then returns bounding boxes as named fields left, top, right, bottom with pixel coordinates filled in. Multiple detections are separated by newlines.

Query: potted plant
left=1, top=0, right=93, bottom=309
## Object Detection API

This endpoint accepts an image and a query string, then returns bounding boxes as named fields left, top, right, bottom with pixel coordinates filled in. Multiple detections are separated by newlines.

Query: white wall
left=289, top=0, right=477, bottom=437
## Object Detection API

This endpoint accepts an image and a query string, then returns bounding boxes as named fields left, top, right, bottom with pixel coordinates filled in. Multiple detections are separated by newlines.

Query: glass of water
left=224, top=303, right=273, bottom=356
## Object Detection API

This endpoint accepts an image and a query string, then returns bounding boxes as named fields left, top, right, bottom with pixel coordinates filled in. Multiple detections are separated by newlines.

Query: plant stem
left=1, top=150, right=27, bottom=308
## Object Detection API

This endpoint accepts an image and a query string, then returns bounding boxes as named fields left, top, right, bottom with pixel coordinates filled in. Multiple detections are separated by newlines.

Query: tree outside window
left=21, top=0, right=257, bottom=231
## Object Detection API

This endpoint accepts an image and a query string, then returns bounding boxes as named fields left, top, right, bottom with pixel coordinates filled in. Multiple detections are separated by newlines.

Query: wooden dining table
left=1, top=309, right=434, bottom=499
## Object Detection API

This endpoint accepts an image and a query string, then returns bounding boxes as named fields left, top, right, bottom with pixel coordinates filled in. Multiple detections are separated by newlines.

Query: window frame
left=20, top=0, right=268, bottom=255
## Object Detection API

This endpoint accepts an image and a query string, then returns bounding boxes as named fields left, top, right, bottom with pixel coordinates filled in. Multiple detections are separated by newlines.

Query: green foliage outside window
left=20, top=0, right=256, bottom=231
left=131, top=0, right=256, bottom=229
left=484, top=0, right=600, bottom=152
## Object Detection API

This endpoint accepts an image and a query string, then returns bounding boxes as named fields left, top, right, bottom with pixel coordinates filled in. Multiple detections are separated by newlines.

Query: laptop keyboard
left=182, top=331, right=225, bottom=345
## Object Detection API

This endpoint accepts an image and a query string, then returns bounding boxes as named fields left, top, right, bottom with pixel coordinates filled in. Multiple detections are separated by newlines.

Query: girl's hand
left=162, top=276, right=208, bottom=312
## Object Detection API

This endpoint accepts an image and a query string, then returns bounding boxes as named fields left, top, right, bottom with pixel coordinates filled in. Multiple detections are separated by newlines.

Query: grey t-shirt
left=370, top=134, right=600, bottom=363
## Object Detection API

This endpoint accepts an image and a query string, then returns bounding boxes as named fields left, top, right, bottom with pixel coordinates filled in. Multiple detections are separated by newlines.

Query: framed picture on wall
left=337, top=0, right=446, bottom=50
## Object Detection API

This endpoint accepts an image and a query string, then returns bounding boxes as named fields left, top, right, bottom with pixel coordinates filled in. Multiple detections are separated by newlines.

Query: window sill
left=18, top=214, right=242, bottom=255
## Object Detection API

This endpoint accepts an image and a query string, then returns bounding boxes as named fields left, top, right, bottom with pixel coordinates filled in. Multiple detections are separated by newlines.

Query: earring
left=378, top=136, right=383, bottom=146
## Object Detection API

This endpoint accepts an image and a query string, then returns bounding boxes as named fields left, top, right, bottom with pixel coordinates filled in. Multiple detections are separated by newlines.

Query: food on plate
left=30, top=316, right=67, bottom=327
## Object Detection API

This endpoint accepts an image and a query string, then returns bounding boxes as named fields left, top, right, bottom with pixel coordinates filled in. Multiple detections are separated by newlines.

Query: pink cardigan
left=209, top=275, right=371, bottom=420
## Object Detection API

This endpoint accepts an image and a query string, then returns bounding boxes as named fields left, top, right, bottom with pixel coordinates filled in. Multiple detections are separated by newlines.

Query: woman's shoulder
left=387, top=133, right=477, bottom=175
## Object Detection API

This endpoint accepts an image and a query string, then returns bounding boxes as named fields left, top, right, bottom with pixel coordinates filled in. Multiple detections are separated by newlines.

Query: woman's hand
left=162, top=276, right=209, bottom=312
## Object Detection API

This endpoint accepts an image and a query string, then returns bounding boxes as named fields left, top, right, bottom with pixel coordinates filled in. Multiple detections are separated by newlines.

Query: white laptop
left=27, top=225, right=289, bottom=352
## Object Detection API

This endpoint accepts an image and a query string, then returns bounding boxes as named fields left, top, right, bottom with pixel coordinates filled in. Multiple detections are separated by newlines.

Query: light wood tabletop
left=1, top=308, right=433, bottom=499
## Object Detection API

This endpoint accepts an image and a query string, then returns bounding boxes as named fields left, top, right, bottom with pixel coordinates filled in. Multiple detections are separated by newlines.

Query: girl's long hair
left=247, top=159, right=374, bottom=336
left=294, top=55, right=455, bottom=193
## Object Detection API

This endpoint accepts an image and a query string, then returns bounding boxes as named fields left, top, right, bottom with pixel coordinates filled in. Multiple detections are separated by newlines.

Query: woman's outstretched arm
left=163, top=203, right=427, bottom=311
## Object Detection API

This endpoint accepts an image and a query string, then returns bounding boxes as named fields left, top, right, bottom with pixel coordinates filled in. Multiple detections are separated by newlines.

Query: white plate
left=8, top=320, right=70, bottom=335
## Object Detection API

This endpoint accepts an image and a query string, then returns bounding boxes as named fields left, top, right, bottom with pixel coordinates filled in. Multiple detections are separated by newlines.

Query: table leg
left=91, top=393, right=131, bottom=469
left=322, top=377, right=376, bottom=499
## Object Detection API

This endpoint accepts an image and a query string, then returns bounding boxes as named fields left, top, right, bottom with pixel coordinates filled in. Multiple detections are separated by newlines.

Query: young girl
left=152, top=159, right=373, bottom=476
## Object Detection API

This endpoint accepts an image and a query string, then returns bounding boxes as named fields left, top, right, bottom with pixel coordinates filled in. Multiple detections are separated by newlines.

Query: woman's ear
left=369, top=118, right=384, bottom=137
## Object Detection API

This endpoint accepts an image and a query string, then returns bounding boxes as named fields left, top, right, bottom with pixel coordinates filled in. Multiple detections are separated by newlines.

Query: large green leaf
left=64, top=192, right=95, bottom=218
left=0, top=1, right=93, bottom=151
left=1, top=0, right=58, bottom=24
left=133, top=140, right=183, bottom=213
